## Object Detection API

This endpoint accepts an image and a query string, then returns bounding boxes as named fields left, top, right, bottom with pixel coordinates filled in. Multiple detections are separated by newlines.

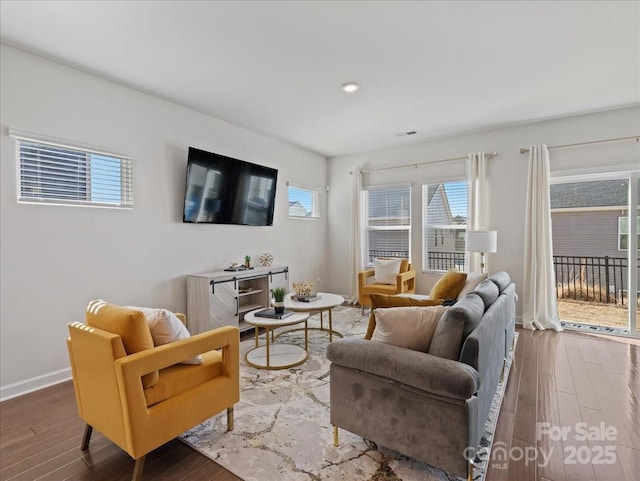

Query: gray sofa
left=326, top=271, right=516, bottom=479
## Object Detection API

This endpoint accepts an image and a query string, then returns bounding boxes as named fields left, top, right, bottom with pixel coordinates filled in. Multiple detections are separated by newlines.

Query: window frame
left=618, top=215, right=640, bottom=250
left=10, top=129, right=134, bottom=209
left=287, top=183, right=320, bottom=219
left=363, top=184, right=411, bottom=266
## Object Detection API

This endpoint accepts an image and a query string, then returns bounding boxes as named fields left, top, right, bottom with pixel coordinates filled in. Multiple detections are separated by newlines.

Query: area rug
left=181, top=306, right=516, bottom=481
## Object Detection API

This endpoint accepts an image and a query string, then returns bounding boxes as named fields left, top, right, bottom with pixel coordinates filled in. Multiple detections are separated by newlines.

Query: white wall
left=327, top=106, right=640, bottom=312
left=0, top=45, right=328, bottom=399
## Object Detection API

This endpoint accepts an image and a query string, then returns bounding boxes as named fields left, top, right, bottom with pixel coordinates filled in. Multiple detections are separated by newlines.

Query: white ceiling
left=1, top=1, right=638, bottom=157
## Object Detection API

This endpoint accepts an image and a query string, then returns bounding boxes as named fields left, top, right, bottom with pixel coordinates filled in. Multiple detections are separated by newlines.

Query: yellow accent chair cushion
left=85, top=299, right=158, bottom=388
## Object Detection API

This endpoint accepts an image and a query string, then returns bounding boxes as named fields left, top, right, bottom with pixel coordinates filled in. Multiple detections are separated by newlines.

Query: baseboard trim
left=1, top=368, right=72, bottom=402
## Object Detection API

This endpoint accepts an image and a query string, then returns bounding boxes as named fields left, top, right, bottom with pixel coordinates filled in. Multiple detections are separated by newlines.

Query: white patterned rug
left=181, top=306, right=516, bottom=481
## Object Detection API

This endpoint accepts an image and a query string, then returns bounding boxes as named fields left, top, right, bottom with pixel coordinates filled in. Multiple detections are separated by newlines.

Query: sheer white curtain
left=348, top=166, right=364, bottom=304
left=523, top=145, right=563, bottom=331
left=466, top=152, right=488, bottom=273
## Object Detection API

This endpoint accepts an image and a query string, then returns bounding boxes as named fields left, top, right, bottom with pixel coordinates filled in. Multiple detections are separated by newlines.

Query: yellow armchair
left=67, top=306, right=240, bottom=481
left=358, top=259, right=416, bottom=314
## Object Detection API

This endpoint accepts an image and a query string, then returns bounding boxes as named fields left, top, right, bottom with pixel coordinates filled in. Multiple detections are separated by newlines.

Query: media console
left=186, top=265, right=289, bottom=334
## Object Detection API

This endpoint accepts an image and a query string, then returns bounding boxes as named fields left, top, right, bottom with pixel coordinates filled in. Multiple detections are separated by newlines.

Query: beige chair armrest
left=175, top=313, right=187, bottom=325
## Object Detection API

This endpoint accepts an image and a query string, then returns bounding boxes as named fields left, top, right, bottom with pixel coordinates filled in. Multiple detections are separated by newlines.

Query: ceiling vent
left=396, top=131, right=418, bottom=137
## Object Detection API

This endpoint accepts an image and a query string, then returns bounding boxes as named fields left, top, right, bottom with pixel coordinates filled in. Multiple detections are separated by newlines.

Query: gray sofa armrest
left=326, top=338, right=478, bottom=400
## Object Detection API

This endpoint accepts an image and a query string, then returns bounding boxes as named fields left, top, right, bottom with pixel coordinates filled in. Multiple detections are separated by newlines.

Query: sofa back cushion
left=429, top=269, right=467, bottom=300
left=428, top=293, right=485, bottom=359
left=371, top=305, right=449, bottom=352
left=472, top=279, right=500, bottom=310
left=365, top=293, right=444, bottom=339
left=456, top=272, right=488, bottom=300
left=86, top=299, right=158, bottom=388
left=488, top=271, right=511, bottom=292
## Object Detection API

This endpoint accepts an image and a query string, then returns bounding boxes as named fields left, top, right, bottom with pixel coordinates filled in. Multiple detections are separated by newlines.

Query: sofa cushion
left=86, top=299, right=158, bottom=388
left=143, top=349, right=223, bottom=407
left=488, top=271, right=511, bottom=292
left=373, top=258, right=402, bottom=284
left=365, top=293, right=444, bottom=340
left=430, top=269, right=467, bottom=300
left=371, top=305, right=449, bottom=352
left=471, top=279, right=500, bottom=310
left=428, top=293, right=485, bottom=359
left=129, top=307, right=203, bottom=365
left=456, top=272, right=488, bottom=300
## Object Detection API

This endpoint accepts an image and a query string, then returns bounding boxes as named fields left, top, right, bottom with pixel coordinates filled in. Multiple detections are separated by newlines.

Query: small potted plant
left=244, top=255, right=251, bottom=268
left=271, top=287, right=288, bottom=314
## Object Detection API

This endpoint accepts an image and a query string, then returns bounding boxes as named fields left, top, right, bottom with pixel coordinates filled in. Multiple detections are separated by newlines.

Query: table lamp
left=466, top=230, right=497, bottom=273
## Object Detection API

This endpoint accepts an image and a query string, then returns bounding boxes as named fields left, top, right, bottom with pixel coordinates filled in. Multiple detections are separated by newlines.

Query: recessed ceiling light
left=341, top=82, right=360, bottom=93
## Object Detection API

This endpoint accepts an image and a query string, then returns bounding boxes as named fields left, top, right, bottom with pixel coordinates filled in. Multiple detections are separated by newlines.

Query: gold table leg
left=329, top=308, right=333, bottom=342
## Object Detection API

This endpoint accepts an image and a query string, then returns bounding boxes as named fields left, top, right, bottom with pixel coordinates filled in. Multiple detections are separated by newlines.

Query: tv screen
left=183, top=147, right=278, bottom=226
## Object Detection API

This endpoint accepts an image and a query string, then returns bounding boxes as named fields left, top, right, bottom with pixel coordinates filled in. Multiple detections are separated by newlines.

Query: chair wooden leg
left=333, top=425, right=339, bottom=446
left=132, top=455, right=145, bottom=481
left=467, top=459, right=474, bottom=481
left=81, top=424, right=93, bottom=450
left=227, top=406, right=234, bottom=431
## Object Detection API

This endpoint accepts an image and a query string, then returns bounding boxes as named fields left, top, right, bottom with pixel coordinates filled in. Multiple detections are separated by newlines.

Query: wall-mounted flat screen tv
left=183, top=147, right=278, bottom=226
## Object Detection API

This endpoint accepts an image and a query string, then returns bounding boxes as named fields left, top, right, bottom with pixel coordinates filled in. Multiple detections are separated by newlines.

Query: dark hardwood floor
left=1, top=327, right=638, bottom=481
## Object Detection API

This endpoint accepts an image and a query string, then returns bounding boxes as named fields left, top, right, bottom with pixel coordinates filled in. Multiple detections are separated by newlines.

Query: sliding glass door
left=550, top=173, right=639, bottom=334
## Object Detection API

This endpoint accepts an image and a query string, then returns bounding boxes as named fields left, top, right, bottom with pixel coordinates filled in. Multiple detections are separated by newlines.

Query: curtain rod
left=362, top=151, right=498, bottom=173
left=519, top=135, right=639, bottom=154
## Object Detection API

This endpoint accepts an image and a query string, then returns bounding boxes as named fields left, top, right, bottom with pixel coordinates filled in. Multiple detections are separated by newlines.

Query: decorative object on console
left=466, top=230, right=497, bottom=274
left=244, top=255, right=251, bottom=268
left=259, top=252, right=273, bottom=266
left=271, top=287, right=288, bottom=314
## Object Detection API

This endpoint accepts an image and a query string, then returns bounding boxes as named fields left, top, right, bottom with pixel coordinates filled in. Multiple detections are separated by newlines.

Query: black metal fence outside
left=369, top=250, right=465, bottom=270
left=554, top=255, right=639, bottom=306
left=368, top=250, right=409, bottom=264
left=368, top=252, right=638, bottom=305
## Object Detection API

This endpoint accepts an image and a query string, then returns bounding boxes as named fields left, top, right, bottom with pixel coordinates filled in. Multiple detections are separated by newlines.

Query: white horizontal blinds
left=16, top=138, right=133, bottom=208
left=363, top=185, right=411, bottom=264
left=422, top=181, right=467, bottom=271
left=288, top=185, right=319, bottom=218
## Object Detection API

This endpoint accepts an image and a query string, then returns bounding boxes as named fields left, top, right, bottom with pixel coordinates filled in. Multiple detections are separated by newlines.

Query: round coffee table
left=284, top=292, right=345, bottom=342
left=243, top=309, right=310, bottom=370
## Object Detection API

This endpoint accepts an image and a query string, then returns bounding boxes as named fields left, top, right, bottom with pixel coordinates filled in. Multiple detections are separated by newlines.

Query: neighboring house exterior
left=551, top=179, right=632, bottom=258
left=288, top=201, right=310, bottom=217
left=425, top=184, right=466, bottom=256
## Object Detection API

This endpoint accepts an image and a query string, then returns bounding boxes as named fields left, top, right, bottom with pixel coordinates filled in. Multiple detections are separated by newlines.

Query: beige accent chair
left=67, top=302, right=240, bottom=481
left=358, top=259, right=416, bottom=314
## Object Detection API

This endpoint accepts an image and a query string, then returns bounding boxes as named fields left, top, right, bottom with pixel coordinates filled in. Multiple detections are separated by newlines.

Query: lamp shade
left=466, top=230, right=497, bottom=253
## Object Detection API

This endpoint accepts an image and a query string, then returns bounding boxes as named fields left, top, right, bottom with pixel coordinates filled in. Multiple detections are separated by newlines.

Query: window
left=13, top=133, right=133, bottom=208
left=288, top=185, right=319, bottom=218
left=619, top=216, right=640, bottom=250
left=422, top=181, right=467, bottom=271
left=363, top=185, right=411, bottom=264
